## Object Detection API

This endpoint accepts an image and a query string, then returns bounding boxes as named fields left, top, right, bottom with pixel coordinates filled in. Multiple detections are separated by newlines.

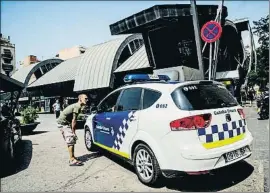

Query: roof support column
left=190, top=0, right=205, bottom=79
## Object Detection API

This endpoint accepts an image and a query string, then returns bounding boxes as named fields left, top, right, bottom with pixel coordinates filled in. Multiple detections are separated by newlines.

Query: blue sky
left=1, top=1, right=269, bottom=67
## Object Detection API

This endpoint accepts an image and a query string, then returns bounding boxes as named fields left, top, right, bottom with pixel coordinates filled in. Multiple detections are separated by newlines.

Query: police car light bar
left=124, top=74, right=170, bottom=83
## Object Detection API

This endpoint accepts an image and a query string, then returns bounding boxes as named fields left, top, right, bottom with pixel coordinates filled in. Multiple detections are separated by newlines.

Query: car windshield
left=171, top=83, right=239, bottom=110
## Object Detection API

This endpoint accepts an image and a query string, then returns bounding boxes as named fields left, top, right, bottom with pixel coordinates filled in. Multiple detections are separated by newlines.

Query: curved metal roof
left=12, top=63, right=38, bottom=84
left=73, top=34, right=142, bottom=92
left=28, top=56, right=82, bottom=88
left=114, top=45, right=151, bottom=73
left=11, top=58, right=63, bottom=86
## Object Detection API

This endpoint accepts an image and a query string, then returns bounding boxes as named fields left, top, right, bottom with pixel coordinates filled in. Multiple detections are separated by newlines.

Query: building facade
left=0, top=34, right=16, bottom=76
left=56, top=45, right=87, bottom=60
left=21, top=55, right=40, bottom=67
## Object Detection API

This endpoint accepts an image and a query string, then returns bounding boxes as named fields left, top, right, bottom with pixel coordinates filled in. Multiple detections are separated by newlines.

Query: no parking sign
left=200, top=21, right=222, bottom=43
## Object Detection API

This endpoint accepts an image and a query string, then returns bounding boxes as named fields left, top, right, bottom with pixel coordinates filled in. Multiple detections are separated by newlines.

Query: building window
left=2, top=49, right=13, bottom=63
left=139, top=39, right=144, bottom=46
left=46, top=63, right=52, bottom=71
left=117, top=46, right=131, bottom=67
left=129, top=41, right=136, bottom=54
left=129, top=39, right=144, bottom=54
left=40, top=65, right=48, bottom=74
left=178, top=39, right=192, bottom=56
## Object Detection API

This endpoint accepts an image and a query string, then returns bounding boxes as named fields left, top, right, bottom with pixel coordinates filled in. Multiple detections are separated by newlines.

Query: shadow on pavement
left=0, top=140, right=33, bottom=178
left=77, top=152, right=102, bottom=163
left=154, top=161, right=254, bottom=192
left=101, top=150, right=135, bottom=173
left=102, top=151, right=254, bottom=192
left=22, top=131, right=48, bottom=136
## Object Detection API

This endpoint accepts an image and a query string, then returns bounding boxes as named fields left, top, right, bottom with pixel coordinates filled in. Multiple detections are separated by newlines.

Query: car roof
left=131, top=82, right=176, bottom=91
left=113, top=80, right=223, bottom=94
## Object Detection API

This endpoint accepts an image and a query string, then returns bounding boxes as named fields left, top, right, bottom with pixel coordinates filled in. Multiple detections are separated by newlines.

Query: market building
left=8, top=58, right=63, bottom=112
left=25, top=34, right=144, bottom=110
left=2, top=3, right=254, bottom=112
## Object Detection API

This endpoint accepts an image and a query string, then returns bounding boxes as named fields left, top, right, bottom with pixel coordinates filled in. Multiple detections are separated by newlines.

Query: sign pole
left=213, top=0, right=224, bottom=80
left=200, top=21, right=222, bottom=80
left=190, top=0, right=204, bottom=79
left=209, top=43, right=212, bottom=80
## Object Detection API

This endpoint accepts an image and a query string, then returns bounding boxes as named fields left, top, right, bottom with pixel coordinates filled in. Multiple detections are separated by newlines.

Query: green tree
left=248, top=15, right=269, bottom=88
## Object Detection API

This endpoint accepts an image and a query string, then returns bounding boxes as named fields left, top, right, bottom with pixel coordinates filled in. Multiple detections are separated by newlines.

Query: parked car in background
left=0, top=73, right=24, bottom=176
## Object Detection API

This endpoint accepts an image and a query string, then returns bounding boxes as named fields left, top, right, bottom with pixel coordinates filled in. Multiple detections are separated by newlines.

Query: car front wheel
left=84, top=127, right=96, bottom=151
left=133, top=144, right=162, bottom=185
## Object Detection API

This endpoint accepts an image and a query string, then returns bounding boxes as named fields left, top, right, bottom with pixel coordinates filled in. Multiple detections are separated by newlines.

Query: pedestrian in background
left=52, top=99, right=61, bottom=119
left=57, top=94, right=88, bottom=166
left=63, top=99, right=69, bottom=109
left=248, top=88, right=255, bottom=106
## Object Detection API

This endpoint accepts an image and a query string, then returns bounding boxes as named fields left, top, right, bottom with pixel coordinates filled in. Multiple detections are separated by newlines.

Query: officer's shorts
left=58, top=124, right=77, bottom=146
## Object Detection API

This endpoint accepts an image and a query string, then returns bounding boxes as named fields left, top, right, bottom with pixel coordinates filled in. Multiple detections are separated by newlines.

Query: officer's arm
left=71, top=112, right=78, bottom=134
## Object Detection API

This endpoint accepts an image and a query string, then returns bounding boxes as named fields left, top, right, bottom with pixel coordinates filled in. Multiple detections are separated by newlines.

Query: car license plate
left=224, top=147, right=246, bottom=163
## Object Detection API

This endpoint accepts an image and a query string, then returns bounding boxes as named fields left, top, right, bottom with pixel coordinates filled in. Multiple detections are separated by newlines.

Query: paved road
left=244, top=105, right=269, bottom=192
left=1, top=106, right=269, bottom=192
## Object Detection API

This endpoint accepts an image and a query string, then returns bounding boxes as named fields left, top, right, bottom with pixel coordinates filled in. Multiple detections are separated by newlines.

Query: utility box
left=153, top=66, right=204, bottom=81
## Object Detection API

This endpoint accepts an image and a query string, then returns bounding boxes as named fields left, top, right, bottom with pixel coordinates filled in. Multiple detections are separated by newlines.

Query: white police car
left=84, top=74, right=253, bottom=185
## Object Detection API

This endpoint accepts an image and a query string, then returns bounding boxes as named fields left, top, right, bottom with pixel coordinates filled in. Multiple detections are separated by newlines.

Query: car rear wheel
left=2, top=133, right=15, bottom=161
left=1, top=137, right=15, bottom=175
left=84, top=127, right=96, bottom=151
left=133, top=144, right=162, bottom=185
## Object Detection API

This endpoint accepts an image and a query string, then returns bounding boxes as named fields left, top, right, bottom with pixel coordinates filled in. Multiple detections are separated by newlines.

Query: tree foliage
left=248, top=15, right=269, bottom=88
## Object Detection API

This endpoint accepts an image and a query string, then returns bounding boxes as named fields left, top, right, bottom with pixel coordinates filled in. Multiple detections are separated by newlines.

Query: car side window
left=98, top=90, right=121, bottom=112
left=116, top=88, right=142, bottom=111
left=142, top=89, right=162, bottom=109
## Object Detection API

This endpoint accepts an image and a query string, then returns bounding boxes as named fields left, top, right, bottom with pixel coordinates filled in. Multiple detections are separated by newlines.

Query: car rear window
left=171, top=83, right=239, bottom=110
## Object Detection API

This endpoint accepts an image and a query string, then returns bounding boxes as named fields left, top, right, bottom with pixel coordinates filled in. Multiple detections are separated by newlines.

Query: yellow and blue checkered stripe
left=93, top=111, right=136, bottom=159
left=198, top=119, right=246, bottom=149
left=112, top=111, right=135, bottom=150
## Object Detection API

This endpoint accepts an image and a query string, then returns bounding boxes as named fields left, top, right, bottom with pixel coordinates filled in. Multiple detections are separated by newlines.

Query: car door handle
left=106, top=117, right=111, bottom=120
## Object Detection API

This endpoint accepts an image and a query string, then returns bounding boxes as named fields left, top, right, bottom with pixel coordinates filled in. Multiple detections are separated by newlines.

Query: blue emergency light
left=123, top=74, right=170, bottom=83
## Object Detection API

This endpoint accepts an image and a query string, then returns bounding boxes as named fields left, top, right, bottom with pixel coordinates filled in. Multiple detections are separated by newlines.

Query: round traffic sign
left=200, top=21, right=222, bottom=43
